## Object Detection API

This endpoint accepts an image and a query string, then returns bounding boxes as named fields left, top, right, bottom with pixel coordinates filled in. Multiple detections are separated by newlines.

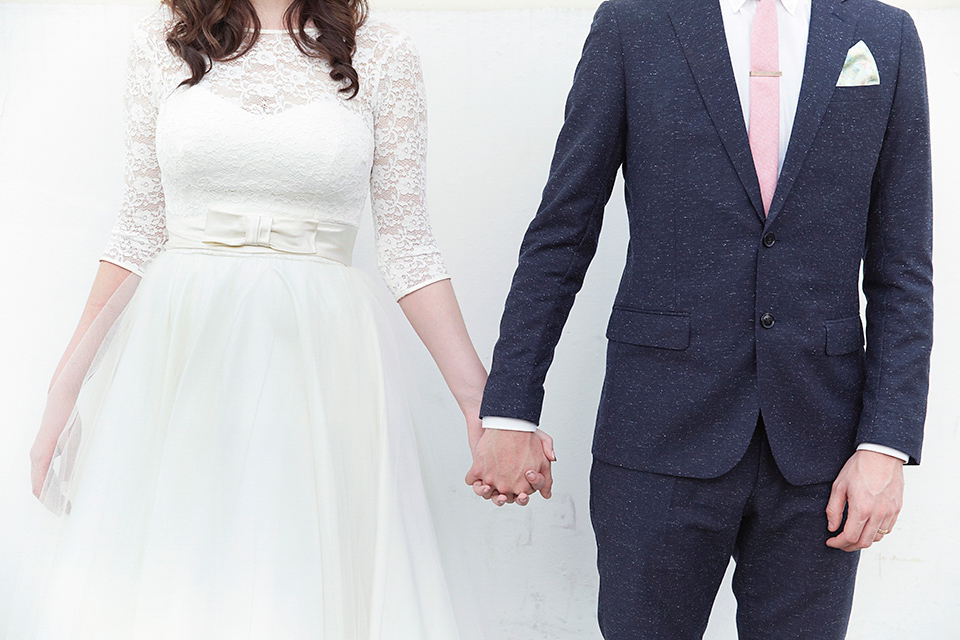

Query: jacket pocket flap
left=825, top=316, right=864, bottom=356
left=606, top=308, right=691, bottom=351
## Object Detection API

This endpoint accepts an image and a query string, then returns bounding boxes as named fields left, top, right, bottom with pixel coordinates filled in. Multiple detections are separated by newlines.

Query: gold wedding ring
left=877, top=528, right=890, bottom=535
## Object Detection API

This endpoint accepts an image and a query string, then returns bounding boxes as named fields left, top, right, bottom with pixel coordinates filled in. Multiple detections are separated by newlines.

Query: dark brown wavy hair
left=163, top=0, right=368, bottom=98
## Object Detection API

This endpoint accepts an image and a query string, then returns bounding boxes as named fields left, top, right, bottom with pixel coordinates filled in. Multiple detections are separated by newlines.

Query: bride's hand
left=465, top=409, right=484, bottom=457
left=29, top=430, right=58, bottom=499
left=534, top=429, right=556, bottom=464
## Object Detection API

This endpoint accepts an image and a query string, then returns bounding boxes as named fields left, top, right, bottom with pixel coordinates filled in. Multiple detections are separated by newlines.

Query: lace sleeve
left=101, top=14, right=169, bottom=275
left=369, top=29, right=449, bottom=300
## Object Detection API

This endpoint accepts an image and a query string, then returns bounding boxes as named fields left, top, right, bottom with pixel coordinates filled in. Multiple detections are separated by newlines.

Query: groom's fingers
left=492, top=477, right=538, bottom=505
left=827, top=506, right=868, bottom=551
left=874, top=514, right=897, bottom=542
left=825, top=481, right=847, bottom=532
left=855, top=514, right=884, bottom=549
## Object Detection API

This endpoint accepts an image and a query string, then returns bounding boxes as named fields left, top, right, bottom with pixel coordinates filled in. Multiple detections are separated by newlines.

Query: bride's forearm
left=49, top=261, right=134, bottom=389
left=397, top=279, right=487, bottom=418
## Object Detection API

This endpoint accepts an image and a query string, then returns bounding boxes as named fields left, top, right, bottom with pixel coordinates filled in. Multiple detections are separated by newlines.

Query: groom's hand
left=826, top=450, right=905, bottom=551
left=466, top=429, right=555, bottom=506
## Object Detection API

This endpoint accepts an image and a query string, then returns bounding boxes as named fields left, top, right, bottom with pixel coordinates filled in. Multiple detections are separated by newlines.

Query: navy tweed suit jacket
left=480, top=0, right=933, bottom=485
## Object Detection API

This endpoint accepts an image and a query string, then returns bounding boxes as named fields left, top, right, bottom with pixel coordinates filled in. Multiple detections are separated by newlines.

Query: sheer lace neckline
left=104, top=9, right=450, bottom=299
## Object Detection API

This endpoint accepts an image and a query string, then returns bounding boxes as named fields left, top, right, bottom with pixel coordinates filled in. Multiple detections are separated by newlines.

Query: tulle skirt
left=10, top=249, right=460, bottom=639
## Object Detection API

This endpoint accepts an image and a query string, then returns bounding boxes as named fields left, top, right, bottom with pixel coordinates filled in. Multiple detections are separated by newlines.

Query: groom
left=468, top=0, right=932, bottom=637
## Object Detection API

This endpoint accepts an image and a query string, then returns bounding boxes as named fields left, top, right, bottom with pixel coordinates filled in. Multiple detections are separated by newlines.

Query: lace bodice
left=102, top=7, right=448, bottom=299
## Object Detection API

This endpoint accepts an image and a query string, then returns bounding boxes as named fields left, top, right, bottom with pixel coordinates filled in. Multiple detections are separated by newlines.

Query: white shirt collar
left=725, top=0, right=799, bottom=16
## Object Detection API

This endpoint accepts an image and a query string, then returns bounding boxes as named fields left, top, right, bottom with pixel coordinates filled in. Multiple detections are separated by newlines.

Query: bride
left=14, top=0, right=552, bottom=637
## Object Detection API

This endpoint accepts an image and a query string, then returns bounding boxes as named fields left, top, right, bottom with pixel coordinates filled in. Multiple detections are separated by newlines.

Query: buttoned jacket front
left=480, top=0, right=933, bottom=485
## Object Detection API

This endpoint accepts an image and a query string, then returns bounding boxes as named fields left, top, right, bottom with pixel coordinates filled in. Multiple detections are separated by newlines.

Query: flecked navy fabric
left=590, top=419, right=860, bottom=640
left=480, top=0, right=933, bottom=486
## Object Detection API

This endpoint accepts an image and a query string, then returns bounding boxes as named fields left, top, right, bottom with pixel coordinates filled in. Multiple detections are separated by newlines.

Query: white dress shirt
left=483, top=0, right=908, bottom=463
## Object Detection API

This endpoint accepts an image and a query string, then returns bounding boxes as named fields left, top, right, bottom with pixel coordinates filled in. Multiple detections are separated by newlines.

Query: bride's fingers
left=536, top=429, right=557, bottom=462
left=525, top=470, right=546, bottom=492
left=29, top=450, right=53, bottom=498
left=517, top=492, right=530, bottom=506
left=30, top=466, right=43, bottom=498
left=493, top=489, right=530, bottom=507
left=472, top=481, right=496, bottom=500
left=464, top=467, right=480, bottom=486
left=540, top=464, right=554, bottom=500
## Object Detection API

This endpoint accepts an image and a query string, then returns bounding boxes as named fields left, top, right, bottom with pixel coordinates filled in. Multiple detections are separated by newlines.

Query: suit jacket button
left=760, top=313, right=775, bottom=329
left=763, top=232, right=776, bottom=248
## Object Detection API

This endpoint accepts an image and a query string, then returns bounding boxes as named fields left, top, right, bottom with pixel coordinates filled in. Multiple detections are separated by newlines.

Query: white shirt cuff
left=481, top=416, right=538, bottom=433
left=482, top=423, right=908, bottom=461
left=857, top=443, right=909, bottom=463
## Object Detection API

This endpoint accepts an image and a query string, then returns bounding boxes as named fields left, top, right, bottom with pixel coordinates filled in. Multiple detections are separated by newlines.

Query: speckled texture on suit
left=481, top=0, right=932, bottom=635
left=590, top=420, right=860, bottom=639
left=481, top=0, right=933, bottom=486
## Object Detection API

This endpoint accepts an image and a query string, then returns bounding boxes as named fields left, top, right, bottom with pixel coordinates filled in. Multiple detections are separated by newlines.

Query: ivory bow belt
left=165, top=210, right=357, bottom=266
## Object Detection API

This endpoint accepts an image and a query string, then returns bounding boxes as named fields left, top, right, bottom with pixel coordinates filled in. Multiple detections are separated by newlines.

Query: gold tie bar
left=750, top=71, right=783, bottom=77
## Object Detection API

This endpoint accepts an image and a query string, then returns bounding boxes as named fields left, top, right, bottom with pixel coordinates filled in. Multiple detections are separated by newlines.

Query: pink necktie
left=749, top=0, right=780, bottom=216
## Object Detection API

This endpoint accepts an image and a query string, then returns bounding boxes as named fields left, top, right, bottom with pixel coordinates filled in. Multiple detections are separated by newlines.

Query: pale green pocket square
left=836, top=40, right=880, bottom=86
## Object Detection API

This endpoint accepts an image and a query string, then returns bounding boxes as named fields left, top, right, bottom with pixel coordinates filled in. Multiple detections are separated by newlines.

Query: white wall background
left=1, top=1, right=958, bottom=639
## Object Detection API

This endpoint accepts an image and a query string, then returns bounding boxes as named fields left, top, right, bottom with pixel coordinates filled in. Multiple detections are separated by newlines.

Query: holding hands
left=466, top=428, right=556, bottom=506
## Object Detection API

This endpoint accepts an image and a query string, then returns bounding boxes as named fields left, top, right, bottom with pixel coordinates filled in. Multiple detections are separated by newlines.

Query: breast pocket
left=830, top=85, right=882, bottom=102
left=606, top=307, right=691, bottom=351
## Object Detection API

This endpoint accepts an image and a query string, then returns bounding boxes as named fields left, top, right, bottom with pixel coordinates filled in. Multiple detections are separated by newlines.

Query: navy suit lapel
left=669, top=0, right=766, bottom=223
left=765, top=0, right=861, bottom=225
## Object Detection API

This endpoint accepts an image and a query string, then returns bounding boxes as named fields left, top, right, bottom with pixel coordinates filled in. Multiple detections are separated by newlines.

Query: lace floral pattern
left=102, top=8, right=448, bottom=299
left=100, top=15, right=172, bottom=274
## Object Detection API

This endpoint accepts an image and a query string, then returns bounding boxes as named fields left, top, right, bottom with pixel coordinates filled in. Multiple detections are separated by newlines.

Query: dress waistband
left=165, top=210, right=357, bottom=266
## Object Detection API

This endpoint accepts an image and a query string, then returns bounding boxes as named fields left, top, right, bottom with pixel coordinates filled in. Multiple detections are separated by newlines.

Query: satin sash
left=166, top=209, right=357, bottom=266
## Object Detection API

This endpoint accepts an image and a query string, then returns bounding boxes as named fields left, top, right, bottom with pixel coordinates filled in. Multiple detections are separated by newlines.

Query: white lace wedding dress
left=7, top=7, right=463, bottom=639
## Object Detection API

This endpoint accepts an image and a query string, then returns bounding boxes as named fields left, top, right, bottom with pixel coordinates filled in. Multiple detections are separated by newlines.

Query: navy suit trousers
left=589, top=416, right=860, bottom=639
